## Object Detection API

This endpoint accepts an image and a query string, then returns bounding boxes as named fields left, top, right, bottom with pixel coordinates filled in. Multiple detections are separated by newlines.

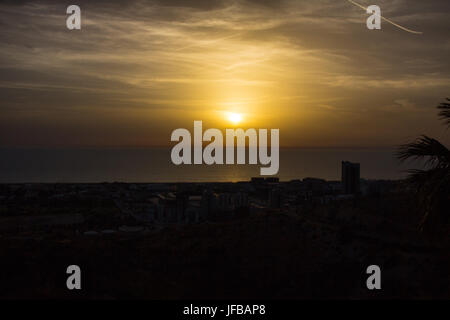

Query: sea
left=0, top=147, right=420, bottom=183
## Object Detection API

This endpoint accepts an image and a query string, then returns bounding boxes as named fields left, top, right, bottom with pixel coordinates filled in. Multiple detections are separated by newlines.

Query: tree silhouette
left=397, top=98, right=450, bottom=235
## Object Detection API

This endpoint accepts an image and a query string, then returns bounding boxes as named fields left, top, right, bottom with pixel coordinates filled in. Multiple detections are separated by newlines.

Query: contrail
left=347, top=0, right=423, bottom=34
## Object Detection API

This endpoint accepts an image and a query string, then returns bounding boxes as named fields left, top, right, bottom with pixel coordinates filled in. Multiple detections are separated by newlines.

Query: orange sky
left=0, top=0, right=449, bottom=148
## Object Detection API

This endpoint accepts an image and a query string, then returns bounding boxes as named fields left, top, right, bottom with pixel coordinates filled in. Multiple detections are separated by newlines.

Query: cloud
left=0, top=0, right=449, bottom=147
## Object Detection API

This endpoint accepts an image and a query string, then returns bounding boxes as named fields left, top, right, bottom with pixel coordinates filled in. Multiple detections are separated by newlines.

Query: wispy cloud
left=0, top=0, right=449, bottom=147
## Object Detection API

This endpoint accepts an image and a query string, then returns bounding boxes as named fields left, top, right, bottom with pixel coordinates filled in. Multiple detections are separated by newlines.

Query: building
left=341, top=161, right=360, bottom=194
left=268, top=187, right=282, bottom=208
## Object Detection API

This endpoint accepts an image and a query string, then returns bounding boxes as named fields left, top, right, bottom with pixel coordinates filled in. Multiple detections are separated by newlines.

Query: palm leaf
left=437, top=98, right=450, bottom=128
left=396, top=98, right=450, bottom=235
left=397, top=135, right=450, bottom=169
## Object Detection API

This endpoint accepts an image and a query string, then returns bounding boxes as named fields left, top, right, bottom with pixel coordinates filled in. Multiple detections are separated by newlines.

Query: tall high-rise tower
left=341, top=161, right=360, bottom=194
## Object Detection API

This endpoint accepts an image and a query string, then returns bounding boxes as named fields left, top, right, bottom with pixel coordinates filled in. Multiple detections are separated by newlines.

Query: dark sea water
left=0, top=147, right=418, bottom=183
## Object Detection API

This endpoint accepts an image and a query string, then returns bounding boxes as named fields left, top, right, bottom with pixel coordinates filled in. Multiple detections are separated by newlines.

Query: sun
left=228, top=112, right=243, bottom=125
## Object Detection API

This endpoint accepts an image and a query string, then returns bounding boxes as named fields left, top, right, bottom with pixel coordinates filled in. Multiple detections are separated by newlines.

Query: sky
left=0, top=0, right=449, bottom=148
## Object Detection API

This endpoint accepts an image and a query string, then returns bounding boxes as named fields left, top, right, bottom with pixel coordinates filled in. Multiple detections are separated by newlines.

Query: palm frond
left=437, top=98, right=450, bottom=128
left=403, top=167, right=450, bottom=233
left=405, top=167, right=449, bottom=189
left=396, top=98, right=450, bottom=236
left=397, top=135, right=450, bottom=168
